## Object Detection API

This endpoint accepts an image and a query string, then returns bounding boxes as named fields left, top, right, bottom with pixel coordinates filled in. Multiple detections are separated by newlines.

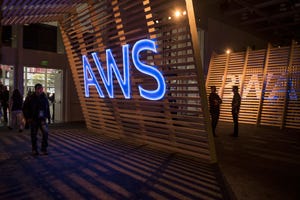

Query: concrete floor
left=0, top=121, right=299, bottom=200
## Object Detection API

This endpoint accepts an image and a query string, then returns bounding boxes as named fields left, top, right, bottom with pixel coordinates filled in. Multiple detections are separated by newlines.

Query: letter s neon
left=132, top=39, right=166, bottom=100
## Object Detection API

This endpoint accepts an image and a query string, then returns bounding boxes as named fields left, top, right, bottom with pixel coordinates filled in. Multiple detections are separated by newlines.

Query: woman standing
left=8, top=89, right=24, bottom=132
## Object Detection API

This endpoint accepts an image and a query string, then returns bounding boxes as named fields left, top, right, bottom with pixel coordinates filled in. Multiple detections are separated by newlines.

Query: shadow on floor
left=0, top=123, right=231, bottom=200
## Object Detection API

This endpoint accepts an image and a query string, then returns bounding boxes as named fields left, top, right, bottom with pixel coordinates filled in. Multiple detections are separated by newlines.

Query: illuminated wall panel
left=260, top=46, right=289, bottom=127
left=206, top=42, right=300, bottom=129
left=219, top=52, right=245, bottom=123
left=239, top=49, right=265, bottom=124
left=286, top=44, right=300, bottom=129
left=60, top=0, right=214, bottom=161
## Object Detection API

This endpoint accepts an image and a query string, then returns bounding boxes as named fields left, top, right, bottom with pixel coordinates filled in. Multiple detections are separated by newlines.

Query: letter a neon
left=82, top=55, right=104, bottom=98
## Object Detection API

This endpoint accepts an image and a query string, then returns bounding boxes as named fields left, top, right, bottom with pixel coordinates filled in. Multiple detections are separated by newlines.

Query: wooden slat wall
left=286, top=42, right=300, bottom=129
left=239, top=49, right=265, bottom=124
left=206, top=53, right=227, bottom=97
left=60, top=0, right=214, bottom=161
left=206, top=42, right=300, bottom=129
left=260, top=46, right=289, bottom=127
left=219, top=52, right=245, bottom=122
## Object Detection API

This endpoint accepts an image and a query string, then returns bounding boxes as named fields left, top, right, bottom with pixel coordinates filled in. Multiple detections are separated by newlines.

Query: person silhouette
left=27, top=83, right=50, bottom=155
left=209, top=86, right=222, bottom=137
left=231, top=86, right=241, bottom=137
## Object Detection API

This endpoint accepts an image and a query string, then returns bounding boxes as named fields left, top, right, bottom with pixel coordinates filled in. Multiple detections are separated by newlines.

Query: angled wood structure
left=206, top=41, right=300, bottom=129
left=59, top=0, right=215, bottom=161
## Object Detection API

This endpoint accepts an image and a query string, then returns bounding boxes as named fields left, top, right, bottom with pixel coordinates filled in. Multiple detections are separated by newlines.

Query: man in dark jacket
left=27, top=83, right=50, bottom=155
left=209, top=86, right=222, bottom=137
left=232, top=86, right=241, bottom=137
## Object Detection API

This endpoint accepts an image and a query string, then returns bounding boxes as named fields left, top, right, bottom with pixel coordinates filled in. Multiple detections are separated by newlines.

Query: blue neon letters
left=82, top=39, right=166, bottom=100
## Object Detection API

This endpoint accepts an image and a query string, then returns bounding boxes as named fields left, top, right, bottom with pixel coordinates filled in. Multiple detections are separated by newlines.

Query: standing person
left=48, top=93, right=55, bottom=123
left=22, top=90, right=33, bottom=129
left=209, top=86, right=222, bottom=137
left=232, top=86, right=241, bottom=137
left=8, top=89, right=24, bottom=132
left=27, top=83, right=50, bottom=155
left=1, top=85, right=9, bottom=124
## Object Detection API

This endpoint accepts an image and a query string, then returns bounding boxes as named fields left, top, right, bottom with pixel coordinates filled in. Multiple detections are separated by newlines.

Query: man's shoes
left=231, top=133, right=238, bottom=137
left=7, top=126, right=12, bottom=130
left=19, top=129, right=23, bottom=132
left=32, top=150, right=39, bottom=156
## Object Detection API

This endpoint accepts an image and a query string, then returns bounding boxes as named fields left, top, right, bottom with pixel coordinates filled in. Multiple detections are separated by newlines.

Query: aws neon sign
left=82, top=39, right=166, bottom=100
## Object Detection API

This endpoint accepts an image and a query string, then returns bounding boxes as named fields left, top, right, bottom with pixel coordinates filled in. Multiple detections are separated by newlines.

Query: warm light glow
left=168, top=16, right=172, bottom=20
left=226, top=49, right=231, bottom=54
left=155, top=20, right=159, bottom=24
left=183, top=11, right=187, bottom=15
left=175, top=10, right=181, bottom=17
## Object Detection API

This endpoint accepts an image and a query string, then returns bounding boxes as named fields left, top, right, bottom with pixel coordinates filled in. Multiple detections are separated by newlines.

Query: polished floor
left=0, top=122, right=230, bottom=200
left=0, top=121, right=299, bottom=200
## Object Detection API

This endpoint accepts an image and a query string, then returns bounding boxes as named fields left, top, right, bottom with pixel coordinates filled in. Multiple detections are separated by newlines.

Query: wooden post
left=220, top=53, right=230, bottom=99
left=256, top=43, right=271, bottom=126
left=185, top=0, right=217, bottom=163
left=240, top=47, right=250, bottom=97
left=281, top=40, right=295, bottom=129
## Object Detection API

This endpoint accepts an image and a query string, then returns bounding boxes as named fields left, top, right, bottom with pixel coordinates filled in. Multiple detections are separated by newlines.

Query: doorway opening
left=23, top=67, right=63, bottom=123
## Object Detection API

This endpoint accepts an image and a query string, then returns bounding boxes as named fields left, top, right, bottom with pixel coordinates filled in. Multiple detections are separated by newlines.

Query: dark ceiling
left=0, top=0, right=85, bottom=25
left=1, top=0, right=299, bottom=46
left=195, top=0, right=300, bottom=46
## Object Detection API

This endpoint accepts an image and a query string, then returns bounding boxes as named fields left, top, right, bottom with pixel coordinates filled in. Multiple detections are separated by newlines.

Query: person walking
left=232, top=86, right=241, bottom=137
left=209, top=86, right=222, bottom=137
left=8, top=89, right=24, bottom=132
left=27, top=83, right=50, bottom=155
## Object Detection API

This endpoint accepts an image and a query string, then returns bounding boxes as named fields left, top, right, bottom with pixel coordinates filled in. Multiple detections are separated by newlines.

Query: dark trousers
left=211, top=112, right=220, bottom=136
left=232, top=112, right=239, bottom=136
left=31, top=120, right=48, bottom=152
left=2, top=104, right=8, bottom=123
